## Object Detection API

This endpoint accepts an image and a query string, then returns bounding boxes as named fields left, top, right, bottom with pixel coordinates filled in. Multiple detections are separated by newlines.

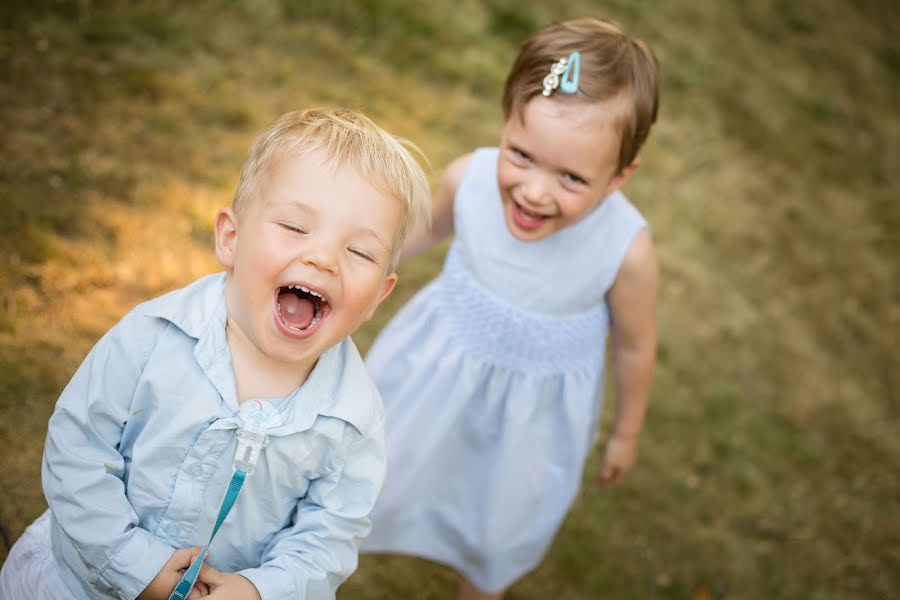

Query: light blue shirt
left=42, top=273, right=386, bottom=600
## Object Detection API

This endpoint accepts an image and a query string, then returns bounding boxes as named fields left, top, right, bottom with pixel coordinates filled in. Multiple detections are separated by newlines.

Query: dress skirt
left=0, top=510, right=76, bottom=600
left=361, top=246, right=609, bottom=592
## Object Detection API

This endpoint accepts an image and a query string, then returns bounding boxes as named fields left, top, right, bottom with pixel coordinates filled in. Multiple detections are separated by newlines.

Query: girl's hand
left=597, top=433, right=639, bottom=486
left=198, top=566, right=262, bottom=600
left=137, top=547, right=211, bottom=599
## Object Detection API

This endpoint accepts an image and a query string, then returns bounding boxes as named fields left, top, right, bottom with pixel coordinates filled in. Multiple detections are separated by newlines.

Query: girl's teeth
left=519, top=204, right=544, bottom=218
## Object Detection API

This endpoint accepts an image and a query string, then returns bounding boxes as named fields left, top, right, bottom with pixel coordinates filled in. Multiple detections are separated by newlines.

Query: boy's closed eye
left=349, top=247, right=377, bottom=263
left=278, top=222, right=382, bottom=264
left=279, top=222, right=308, bottom=234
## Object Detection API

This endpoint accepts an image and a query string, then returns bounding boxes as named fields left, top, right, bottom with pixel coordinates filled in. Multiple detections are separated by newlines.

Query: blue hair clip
left=560, top=51, right=580, bottom=94
left=542, top=51, right=581, bottom=97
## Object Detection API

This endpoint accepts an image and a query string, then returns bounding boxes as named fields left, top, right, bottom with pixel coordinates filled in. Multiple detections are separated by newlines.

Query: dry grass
left=1, top=1, right=898, bottom=598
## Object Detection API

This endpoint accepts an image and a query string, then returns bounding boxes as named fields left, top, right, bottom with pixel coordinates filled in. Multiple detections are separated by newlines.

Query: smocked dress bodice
left=438, top=147, right=646, bottom=374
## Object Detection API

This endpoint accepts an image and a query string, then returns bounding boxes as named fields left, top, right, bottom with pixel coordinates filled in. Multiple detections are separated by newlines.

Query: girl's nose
left=521, top=174, right=551, bottom=205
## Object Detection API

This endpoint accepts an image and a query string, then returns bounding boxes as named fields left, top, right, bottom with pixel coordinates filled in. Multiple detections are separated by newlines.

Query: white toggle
left=233, top=399, right=282, bottom=475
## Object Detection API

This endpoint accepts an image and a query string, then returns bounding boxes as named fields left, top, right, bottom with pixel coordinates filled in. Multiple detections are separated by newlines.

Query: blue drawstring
left=168, top=469, right=247, bottom=600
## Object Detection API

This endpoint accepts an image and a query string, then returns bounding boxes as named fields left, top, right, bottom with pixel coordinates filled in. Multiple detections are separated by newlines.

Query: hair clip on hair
left=542, top=51, right=581, bottom=97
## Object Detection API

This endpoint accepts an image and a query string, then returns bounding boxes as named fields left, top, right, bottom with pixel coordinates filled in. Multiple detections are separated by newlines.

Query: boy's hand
left=198, top=566, right=262, bottom=600
left=137, top=547, right=211, bottom=599
left=597, top=433, right=639, bottom=486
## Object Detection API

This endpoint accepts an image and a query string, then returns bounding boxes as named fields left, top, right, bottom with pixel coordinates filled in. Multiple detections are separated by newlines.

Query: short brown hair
left=502, top=18, right=659, bottom=173
left=233, top=108, right=431, bottom=271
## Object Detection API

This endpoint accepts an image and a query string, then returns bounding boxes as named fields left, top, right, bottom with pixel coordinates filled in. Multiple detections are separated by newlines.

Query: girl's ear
left=214, top=208, right=238, bottom=269
left=604, top=157, right=641, bottom=197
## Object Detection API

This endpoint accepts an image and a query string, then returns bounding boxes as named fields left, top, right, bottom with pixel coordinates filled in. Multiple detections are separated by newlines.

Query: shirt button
left=166, top=522, right=179, bottom=536
left=188, top=463, right=204, bottom=478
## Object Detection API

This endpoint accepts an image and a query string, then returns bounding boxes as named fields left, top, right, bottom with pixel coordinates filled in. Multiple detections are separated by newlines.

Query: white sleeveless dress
left=361, top=148, right=648, bottom=592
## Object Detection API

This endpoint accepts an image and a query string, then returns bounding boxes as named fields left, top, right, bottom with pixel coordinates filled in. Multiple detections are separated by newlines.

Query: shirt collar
left=139, top=272, right=381, bottom=436
left=140, top=272, right=228, bottom=342
left=277, top=338, right=383, bottom=436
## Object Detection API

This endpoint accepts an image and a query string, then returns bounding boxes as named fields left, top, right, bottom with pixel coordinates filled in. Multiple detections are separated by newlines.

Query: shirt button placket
left=164, top=424, right=219, bottom=544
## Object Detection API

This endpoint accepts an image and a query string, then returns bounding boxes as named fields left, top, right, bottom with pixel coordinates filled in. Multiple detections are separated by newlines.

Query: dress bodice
left=433, top=148, right=648, bottom=375
left=452, top=147, right=647, bottom=315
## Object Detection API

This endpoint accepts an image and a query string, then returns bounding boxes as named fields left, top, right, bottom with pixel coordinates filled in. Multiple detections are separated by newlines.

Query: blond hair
left=233, top=108, right=431, bottom=270
left=502, top=18, right=659, bottom=173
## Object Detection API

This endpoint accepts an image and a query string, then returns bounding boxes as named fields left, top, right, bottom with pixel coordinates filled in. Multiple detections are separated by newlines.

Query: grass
left=1, top=1, right=898, bottom=598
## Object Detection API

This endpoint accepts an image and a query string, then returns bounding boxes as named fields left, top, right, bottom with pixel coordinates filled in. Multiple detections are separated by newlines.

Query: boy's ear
left=604, top=157, right=641, bottom=197
left=363, top=272, right=398, bottom=322
left=214, top=208, right=239, bottom=269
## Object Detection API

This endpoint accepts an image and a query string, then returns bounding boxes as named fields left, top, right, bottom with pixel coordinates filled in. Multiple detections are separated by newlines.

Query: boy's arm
left=399, top=153, right=471, bottom=260
left=600, top=228, right=658, bottom=485
left=234, top=419, right=387, bottom=599
left=42, top=311, right=177, bottom=598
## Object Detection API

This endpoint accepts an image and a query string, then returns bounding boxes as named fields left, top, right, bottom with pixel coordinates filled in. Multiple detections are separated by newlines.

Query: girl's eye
left=562, top=172, right=585, bottom=185
left=349, top=248, right=376, bottom=263
left=511, top=148, right=531, bottom=162
left=279, top=222, right=307, bottom=234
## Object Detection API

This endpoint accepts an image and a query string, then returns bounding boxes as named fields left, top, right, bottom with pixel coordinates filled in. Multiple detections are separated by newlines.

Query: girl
left=361, top=18, right=660, bottom=600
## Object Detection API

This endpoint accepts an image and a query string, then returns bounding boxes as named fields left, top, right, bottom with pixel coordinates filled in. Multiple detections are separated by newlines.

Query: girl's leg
left=458, top=578, right=505, bottom=600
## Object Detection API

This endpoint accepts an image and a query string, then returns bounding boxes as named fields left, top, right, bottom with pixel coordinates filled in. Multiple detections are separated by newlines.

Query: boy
left=0, top=108, right=431, bottom=599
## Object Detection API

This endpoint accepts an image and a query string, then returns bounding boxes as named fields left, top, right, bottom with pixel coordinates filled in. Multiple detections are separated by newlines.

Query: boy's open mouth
left=275, top=284, right=331, bottom=334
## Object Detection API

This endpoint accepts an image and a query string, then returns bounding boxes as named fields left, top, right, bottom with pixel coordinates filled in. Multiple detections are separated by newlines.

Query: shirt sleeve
left=42, top=310, right=177, bottom=600
left=237, top=418, right=387, bottom=600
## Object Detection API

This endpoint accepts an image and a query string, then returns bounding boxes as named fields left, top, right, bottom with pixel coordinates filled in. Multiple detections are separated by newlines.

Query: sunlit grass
left=1, top=1, right=898, bottom=598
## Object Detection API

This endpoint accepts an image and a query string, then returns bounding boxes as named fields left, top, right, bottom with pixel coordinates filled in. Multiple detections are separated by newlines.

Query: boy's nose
left=301, top=243, right=338, bottom=274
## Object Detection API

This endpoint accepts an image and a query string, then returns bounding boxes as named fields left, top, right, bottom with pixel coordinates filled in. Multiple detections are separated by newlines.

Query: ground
left=1, top=1, right=897, bottom=598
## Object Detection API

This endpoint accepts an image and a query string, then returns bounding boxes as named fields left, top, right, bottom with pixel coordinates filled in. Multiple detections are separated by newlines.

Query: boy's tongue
left=278, top=290, right=314, bottom=329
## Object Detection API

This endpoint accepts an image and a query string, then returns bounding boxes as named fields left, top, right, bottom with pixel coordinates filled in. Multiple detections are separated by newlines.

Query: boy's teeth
left=287, top=284, right=323, bottom=299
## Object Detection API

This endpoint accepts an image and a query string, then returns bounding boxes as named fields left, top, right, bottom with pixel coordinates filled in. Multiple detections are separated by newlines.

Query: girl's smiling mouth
left=274, top=283, right=332, bottom=339
left=511, top=200, right=551, bottom=230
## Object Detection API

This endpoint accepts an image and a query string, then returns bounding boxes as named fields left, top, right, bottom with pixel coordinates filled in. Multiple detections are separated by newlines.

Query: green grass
left=1, top=1, right=898, bottom=598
